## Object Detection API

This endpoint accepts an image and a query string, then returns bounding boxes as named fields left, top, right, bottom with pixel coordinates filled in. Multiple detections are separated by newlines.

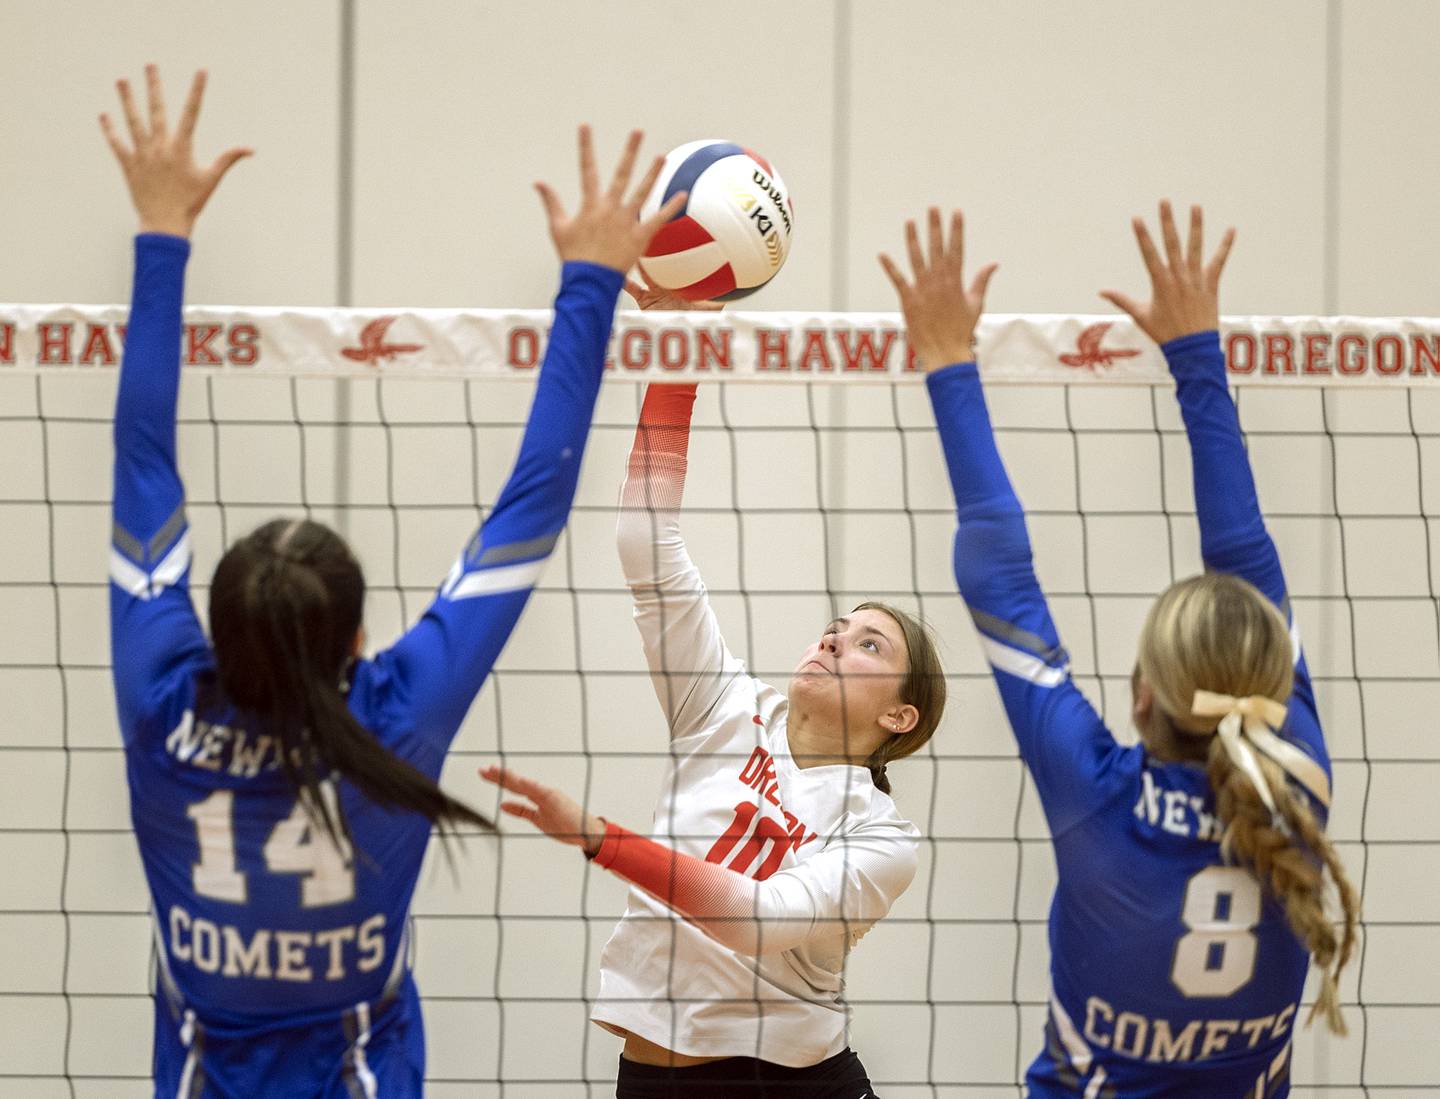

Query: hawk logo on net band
left=1059, top=322, right=1141, bottom=371
left=341, top=316, right=424, bottom=367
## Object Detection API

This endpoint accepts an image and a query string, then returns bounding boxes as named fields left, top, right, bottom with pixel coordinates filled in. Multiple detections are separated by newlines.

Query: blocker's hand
left=537, top=126, right=687, bottom=274
left=479, top=764, right=606, bottom=856
left=624, top=271, right=725, bottom=311
left=879, top=207, right=997, bottom=372
left=1101, top=201, right=1235, bottom=345
left=100, top=65, right=252, bottom=239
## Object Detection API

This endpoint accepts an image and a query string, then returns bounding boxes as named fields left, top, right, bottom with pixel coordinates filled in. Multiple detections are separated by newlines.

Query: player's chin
left=787, top=668, right=836, bottom=699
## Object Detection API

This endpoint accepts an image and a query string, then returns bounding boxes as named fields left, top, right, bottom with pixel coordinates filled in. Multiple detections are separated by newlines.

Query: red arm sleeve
left=592, top=819, right=917, bottom=956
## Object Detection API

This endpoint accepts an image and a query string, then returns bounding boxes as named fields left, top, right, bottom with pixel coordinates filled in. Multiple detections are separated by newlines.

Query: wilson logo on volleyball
left=732, top=191, right=784, bottom=267
left=341, top=317, right=423, bottom=366
left=1059, top=322, right=1141, bottom=371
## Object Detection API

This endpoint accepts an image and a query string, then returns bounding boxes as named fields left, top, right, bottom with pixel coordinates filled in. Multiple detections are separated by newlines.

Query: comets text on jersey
left=167, top=905, right=386, bottom=984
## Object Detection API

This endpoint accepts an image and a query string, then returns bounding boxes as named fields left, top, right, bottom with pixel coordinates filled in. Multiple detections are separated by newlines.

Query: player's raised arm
left=366, top=128, right=687, bottom=763
left=614, top=281, right=744, bottom=739
left=104, top=66, right=251, bottom=736
left=1099, top=204, right=1277, bottom=594
left=1102, top=203, right=1327, bottom=769
left=880, top=209, right=1120, bottom=834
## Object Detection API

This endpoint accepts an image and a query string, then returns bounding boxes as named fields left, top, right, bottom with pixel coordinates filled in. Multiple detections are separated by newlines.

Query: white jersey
left=591, top=426, right=920, bottom=1067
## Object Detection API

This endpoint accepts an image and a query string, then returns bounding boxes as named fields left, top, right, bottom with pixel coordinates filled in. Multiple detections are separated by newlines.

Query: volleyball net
left=1, top=306, right=1437, bottom=1095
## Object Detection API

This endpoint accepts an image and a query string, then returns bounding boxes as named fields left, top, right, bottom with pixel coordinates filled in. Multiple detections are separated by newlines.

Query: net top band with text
left=2, top=307, right=1438, bottom=385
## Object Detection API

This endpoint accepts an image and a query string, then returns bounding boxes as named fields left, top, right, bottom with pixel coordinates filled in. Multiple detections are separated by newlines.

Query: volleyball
left=638, top=139, right=795, bottom=301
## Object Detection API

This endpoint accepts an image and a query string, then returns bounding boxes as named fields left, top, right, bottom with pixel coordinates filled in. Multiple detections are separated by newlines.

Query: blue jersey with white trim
left=927, top=335, right=1331, bottom=1099
left=110, top=234, right=623, bottom=1042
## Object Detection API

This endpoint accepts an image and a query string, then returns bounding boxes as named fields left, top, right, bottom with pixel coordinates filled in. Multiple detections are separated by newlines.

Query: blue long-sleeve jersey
left=110, top=234, right=622, bottom=1089
left=928, top=333, right=1330, bottom=1099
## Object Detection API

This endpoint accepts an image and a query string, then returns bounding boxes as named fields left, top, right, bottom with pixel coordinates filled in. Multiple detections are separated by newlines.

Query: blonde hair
left=851, top=601, right=947, bottom=795
left=1137, top=572, right=1360, bottom=1034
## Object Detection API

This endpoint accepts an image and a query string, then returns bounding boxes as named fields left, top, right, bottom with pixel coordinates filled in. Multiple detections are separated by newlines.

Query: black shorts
left=615, top=1047, right=880, bottom=1098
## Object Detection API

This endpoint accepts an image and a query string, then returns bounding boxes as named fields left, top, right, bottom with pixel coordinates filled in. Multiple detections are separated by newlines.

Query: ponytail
left=1139, top=572, right=1360, bottom=1034
left=211, top=519, right=493, bottom=848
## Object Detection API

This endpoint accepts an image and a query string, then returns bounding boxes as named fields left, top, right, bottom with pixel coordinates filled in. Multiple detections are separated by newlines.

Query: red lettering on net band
left=1336, top=333, right=1366, bottom=375
left=1263, top=334, right=1296, bottom=375
left=797, top=330, right=834, bottom=372
left=1302, top=333, right=1332, bottom=375
left=38, top=323, right=74, bottom=365
left=620, top=329, right=651, bottom=371
left=657, top=329, right=689, bottom=372
left=79, top=324, right=117, bottom=366
left=507, top=327, right=540, bottom=369
left=756, top=329, right=789, bottom=371
left=1412, top=334, right=1440, bottom=377
left=1226, top=333, right=1256, bottom=374
left=187, top=324, right=224, bottom=366
left=228, top=324, right=259, bottom=367
left=837, top=329, right=897, bottom=372
left=696, top=328, right=732, bottom=371
left=1376, top=334, right=1404, bottom=375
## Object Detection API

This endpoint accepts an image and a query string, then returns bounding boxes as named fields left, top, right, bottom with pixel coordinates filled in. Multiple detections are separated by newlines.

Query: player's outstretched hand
left=1101, top=201, right=1235, bottom=345
left=536, top=126, right=686, bottom=274
left=100, top=66, right=252, bottom=239
left=879, top=207, right=997, bottom=372
left=624, top=271, right=725, bottom=311
left=480, top=764, right=606, bottom=856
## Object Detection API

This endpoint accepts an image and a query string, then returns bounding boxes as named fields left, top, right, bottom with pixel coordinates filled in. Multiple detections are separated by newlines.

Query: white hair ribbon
left=1191, top=690, right=1332, bottom=814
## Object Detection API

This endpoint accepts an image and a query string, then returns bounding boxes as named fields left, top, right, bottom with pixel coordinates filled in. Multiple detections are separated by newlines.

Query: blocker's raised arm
left=106, top=67, right=249, bottom=738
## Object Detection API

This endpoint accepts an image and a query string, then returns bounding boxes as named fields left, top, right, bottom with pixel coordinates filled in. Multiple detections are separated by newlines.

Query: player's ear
left=1131, top=666, right=1154, bottom=729
left=351, top=626, right=365, bottom=659
left=883, top=703, right=919, bottom=737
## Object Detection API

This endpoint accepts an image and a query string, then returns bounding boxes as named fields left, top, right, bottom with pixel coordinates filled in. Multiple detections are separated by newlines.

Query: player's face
left=789, top=608, right=912, bottom=731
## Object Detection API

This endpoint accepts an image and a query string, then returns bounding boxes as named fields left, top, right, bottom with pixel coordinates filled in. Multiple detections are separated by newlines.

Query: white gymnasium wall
left=3, top=1, right=1440, bottom=1096
left=0, top=1, right=1437, bottom=314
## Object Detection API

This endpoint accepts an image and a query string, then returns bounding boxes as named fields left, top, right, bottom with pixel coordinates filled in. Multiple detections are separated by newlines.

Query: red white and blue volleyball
left=639, top=140, right=795, bottom=301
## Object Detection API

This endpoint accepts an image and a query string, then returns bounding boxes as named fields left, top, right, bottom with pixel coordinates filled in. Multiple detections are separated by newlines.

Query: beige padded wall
left=3, top=1, right=1434, bottom=313
left=0, top=0, right=341, bottom=306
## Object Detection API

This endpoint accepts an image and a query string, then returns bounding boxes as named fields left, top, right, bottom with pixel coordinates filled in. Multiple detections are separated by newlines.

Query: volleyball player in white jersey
left=483, top=285, right=945, bottom=1098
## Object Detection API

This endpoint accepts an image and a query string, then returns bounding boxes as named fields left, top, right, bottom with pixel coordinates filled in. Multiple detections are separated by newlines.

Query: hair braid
left=1208, top=736, right=1360, bottom=1034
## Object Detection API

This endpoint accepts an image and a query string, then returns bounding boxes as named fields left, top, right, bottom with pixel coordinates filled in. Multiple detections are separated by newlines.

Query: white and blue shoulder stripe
left=440, top=530, right=560, bottom=601
left=969, top=606, right=1071, bottom=688
left=110, top=506, right=191, bottom=601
